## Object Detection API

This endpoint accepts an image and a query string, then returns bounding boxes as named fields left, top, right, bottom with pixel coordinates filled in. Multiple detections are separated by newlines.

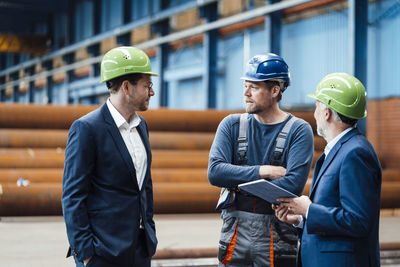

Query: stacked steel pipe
left=0, top=103, right=399, bottom=216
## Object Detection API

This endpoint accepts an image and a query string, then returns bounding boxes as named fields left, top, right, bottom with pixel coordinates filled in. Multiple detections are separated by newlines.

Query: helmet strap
left=278, top=80, right=287, bottom=92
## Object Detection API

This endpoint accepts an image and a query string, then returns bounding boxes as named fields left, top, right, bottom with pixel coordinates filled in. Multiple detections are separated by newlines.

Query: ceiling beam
left=0, top=0, right=68, bottom=13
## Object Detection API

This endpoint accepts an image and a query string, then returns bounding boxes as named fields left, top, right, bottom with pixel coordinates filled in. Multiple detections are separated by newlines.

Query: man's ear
left=272, top=85, right=281, bottom=97
left=121, top=80, right=129, bottom=95
left=324, top=107, right=332, bottom=121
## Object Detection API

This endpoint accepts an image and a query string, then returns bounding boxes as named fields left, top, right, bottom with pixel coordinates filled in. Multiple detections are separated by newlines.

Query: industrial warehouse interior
left=0, top=0, right=399, bottom=266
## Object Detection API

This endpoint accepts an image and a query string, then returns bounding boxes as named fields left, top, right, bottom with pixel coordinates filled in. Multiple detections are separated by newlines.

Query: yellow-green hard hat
left=308, top=72, right=367, bottom=119
left=100, top=46, right=159, bottom=83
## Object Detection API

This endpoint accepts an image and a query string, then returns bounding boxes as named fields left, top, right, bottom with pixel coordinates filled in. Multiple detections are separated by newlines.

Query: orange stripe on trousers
left=221, top=221, right=239, bottom=264
left=270, top=224, right=274, bottom=267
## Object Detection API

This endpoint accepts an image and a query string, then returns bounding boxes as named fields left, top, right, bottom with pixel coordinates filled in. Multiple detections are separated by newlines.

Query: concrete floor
left=0, top=213, right=399, bottom=267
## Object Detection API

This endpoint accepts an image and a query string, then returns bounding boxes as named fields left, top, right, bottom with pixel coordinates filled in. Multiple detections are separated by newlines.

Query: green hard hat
left=100, top=46, right=159, bottom=83
left=308, top=72, right=367, bottom=119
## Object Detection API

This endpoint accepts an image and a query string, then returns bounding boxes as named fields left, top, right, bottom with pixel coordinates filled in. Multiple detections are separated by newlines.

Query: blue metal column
left=249, top=0, right=255, bottom=9
left=200, top=2, right=218, bottom=109
left=0, top=55, right=4, bottom=102
left=152, top=19, right=170, bottom=107
left=86, top=44, right=100, bottom=104
left=63, top=53, right=75, bottom=103
left=93, top=0, right=101, bottom=35
left=88, top=44, right=100, bottom=77
left=43, top=60, right=54, bottom=104
left=0, top=76, right=5, bottom=102
left=117, top=33, right=131, bottom=46
left=123, top=0, right=132, bottom=23
left=0, top=55, right=6, bottom=102
left=265, top=0, right=282, bottom=55
left=349, top=0, right=368, bottom=134
left=11, top=72, right=19, bottom=103
left=67, top=0, right=76, bottom=45
left=26, top=66, right=35, bottom=103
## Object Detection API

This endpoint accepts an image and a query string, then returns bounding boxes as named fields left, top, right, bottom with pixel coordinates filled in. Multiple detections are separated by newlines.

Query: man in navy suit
left=62, top=46, right=158, bottom=267
left=273, top=73, right=382, bottom=267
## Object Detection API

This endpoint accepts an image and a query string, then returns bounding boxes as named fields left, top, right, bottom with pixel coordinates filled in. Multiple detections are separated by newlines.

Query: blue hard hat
left=241, top=53, right=291, bottom=91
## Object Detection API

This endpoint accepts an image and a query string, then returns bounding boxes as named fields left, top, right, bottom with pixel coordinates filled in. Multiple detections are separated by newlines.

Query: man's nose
left=244, top=87, right=250, bottom=96
left=149, top=88, right=155, bottom=96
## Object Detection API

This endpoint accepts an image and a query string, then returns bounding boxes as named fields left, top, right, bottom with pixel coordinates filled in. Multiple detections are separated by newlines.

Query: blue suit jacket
left=62, top=103, right=157, bottom=266
left=300, top=128, right=381, bottom=267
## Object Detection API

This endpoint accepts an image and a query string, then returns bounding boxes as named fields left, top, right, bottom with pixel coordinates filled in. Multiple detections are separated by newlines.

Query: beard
left=245, top=102, right=262, bottom=114
left=316, top=122, right=327, bottom=140
left=138, top=102, right=149, bottom=111
left=128, top=96, right=149, bottom=112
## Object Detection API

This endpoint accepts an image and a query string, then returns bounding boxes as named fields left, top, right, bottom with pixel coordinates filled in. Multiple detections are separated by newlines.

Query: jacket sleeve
left=62, top=120, right=95, bottom=261
left=143, top=120, right=156, bottom=232
left=144, top=169, right=156, bottom=229
left=208, top=115, right=260, bottom=188
left=270, top=121, right=314, bottom=196
left=306, top=146, right=381, bottom=238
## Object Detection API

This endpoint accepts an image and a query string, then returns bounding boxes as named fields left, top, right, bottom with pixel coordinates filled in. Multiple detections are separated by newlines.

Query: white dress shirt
left=323, top=126, right=354, bottom=157
left=106, top=99, right=147, bottom=190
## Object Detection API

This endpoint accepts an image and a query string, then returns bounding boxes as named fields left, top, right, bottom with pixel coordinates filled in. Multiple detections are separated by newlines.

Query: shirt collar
left=324, top=126, right=354, bottom=156
left=106, top=98, right=141, bottom=129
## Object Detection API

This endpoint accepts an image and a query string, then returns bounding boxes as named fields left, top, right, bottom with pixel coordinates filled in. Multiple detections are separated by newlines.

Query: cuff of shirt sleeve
left=293, top=215, right=304, bottom=229
left=255, top=165, right=262, bottom=180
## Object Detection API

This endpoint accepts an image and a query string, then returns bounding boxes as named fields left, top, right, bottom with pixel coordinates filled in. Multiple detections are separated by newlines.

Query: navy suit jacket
left=62, top=103, right=157, bottom=266
left=300, top=128, right=381, bottom=267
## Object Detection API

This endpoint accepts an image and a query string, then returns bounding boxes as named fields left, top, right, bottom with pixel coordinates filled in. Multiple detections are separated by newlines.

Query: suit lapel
left=309, top=129, right=358, bottom=199
left=310, top=153, right=325, bottom=192
left=309, top=145, right=340, bottom=199
left=101, top=104, right=137, bottom=186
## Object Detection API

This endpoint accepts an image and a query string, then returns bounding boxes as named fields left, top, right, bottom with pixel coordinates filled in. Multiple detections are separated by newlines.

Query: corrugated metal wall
left=282, top=9, right=349, bottom=108
left=368, top=0, right=400, bottom=99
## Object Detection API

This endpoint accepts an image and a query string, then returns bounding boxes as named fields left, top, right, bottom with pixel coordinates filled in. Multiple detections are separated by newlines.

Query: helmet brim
left=240, top=76, right=269, bottom=82
left=307, top=93, right=317, bottom=100
left=144, top=71, right=159, bottom=77
left=307, top=93, right=367, bottom=119
left=100, top=71, right=159, bottom=83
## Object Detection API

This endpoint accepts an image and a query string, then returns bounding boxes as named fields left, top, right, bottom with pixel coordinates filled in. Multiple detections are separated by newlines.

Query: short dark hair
left=106, top=73, right=143, bottom=93
left=337, top=113, right=358, bottom=126
left=264, top=80, right=282, bottom=102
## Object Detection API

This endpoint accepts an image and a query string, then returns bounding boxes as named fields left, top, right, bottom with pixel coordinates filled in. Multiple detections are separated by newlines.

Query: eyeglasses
left=144, top=82, right=153, bottom=91
left=127, top=80, right=153, bottom=91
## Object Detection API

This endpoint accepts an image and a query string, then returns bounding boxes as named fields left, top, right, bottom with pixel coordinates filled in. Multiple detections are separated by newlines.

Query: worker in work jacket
left=208, top=53, right=314, bottom=267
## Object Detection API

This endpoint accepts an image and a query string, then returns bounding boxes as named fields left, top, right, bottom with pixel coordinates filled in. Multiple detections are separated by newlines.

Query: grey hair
left=317, top=101, right=342, bottom=122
